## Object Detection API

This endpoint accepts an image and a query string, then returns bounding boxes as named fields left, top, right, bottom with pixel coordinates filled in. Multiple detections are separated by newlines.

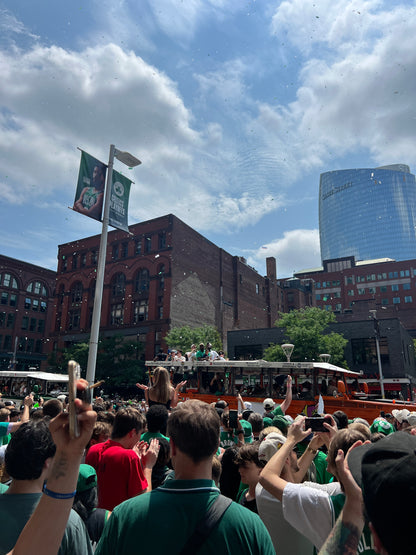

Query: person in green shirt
left=96, top=400, right=275, bottom=555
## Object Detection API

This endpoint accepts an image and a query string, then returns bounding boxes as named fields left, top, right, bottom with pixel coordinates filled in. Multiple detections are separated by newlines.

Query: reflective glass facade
left=319, top=165, right=416, bottom=262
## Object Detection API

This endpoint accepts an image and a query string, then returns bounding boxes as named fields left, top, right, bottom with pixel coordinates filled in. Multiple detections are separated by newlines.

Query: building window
left=135, top=269, right=149, bottom=293
left=347, top=290, right=354, bottom=296
left=111, top=273, right=126, bottom=297
left=37, top=319, right=45, bottom=333
left=144, top=235, right=152, bottom=253
left=1, top=293, right=8, bottom=305
left=3, top=335, right=11, bottom=350
left=256, top=283, right=259, bottom=294
left=91, top=250, right=98, bottom=265
left=121, top=242, right=128, bottom=258
left=335, top=304, right=342, bottom=311
left=24, top=298, right=31, bottom=309
left=112, top=244, right=119, bottom=260
left=3, top=274, right=18, bottom=288
left=346, top=277, right=353, bottom=284
left=368, top=287, right=376, bottom=294
left=21, top=316, right=29, bottom=330
left=381, top=298, right=389, bottom=305
left=380, top=286, right=387, bottom=292
left=133, top=299, right=148, bottom=323
left=158, top=306, right=164, bottom=319
left=405, top=296, right=413, bottom=303
left=72, top=255, right=78, bottom=270
left=333, top=291, right=341, bottom=298
left=40, top=301, right=47, bottom=312
left=26, top=338, right=34, bottom=353
left=81, top=253, right=87, bottom=268
left=316, top=294, right=321, bottom=301
left=324, top=305, right=332, bottom=311
left=158, top=231, right=166, bottom=250
left=35, top=339, right=42, bottom=353
left=393, top=297, right=401, bottom=304
left=71, top=282, right=83, bottom=304
left=403, top=283, right=411, bottom=290
left=62, top=256, right=67, bottom=272
left=352, top=337, right=389, bottom=365
left=358, top=289, right=365, bottom=295
left=68, top=310, right=81, bottom=330
left=388, top=271, right=398, bottom=279
left=135, top=240, right=142, bottom=255
left=315, top=282, right=321, bottom=288
left=357, top=276, right=365, bottom=283
left=110, top=303, right=124, bottom=325
left=29, top=318, right=36, bottom=332
left=9, top=294, right=17, bottom=307
left=158, top=264, right=165, bottom=291
left=32, top=299, right=39, bottom=311
left=6, top=314, right=14, bottom=328
left=391, top=284, right=399, bottom=292
left=27, top=281, right=47, bottom=296
left=400, top=270, right=410, bottom=277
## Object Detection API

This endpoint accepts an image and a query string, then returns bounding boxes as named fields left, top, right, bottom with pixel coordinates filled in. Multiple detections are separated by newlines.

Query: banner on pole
left=73, top=151, right=107, bottom=222
left=109, top=169, right=133, bottom=232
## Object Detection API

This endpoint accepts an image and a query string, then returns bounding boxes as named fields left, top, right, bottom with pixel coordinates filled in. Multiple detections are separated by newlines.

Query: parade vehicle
left=145, top=356, right=416, bottom=422
left=0, top=369, right=69, bottom=401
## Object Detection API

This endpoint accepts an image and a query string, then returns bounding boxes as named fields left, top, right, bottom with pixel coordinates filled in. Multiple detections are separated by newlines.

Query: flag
left=109, top=169, right=133, bottom=232
left=317, top=394, right=325, bottom=415
left=73, top=151, right=107, bottom=221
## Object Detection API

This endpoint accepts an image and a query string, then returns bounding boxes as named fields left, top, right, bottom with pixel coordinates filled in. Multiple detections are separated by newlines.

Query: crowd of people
left=0, top=369, right=415, bottom=554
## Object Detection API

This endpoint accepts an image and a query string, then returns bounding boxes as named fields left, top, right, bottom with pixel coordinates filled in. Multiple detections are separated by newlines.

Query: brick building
left=0, top=255, right=56, bottom=371
left=293, top=256, right=416, bottom=336
left=53, top=214, right=294, bottom=360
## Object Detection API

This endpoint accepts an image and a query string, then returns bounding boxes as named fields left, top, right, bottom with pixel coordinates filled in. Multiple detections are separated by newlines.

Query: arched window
left=70, top=282, right=83, bottom=304
left=135, top=269, right=149, bottom=293
left=112, top=273, right=126, bottom=297
left=27, top=281, right=47, bottom=296
left=3, top=273, right=18, bottom=289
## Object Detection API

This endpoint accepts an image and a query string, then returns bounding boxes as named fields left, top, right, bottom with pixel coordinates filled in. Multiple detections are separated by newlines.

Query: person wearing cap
left=256, top=431, right=314, bottom=554
left=259, top=418, right=368, bottom=551
left=263, top=375, right=293, bottom=421
left=0, top=395, right=32, bottom=447
left=319, top=431, right=416, bottom=555
left=73, top=464, right=110, bottom=548
left=392, top=408, right=411, bottom=430
left=369, top=418, right=394, bottom=436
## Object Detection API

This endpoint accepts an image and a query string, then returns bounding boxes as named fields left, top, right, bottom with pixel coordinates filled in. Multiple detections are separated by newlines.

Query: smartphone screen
left=68, top=360, right=81, bottom=438
left=229, top=409, right=238, bottom=429
left=305, top=417, right=328, bottom=433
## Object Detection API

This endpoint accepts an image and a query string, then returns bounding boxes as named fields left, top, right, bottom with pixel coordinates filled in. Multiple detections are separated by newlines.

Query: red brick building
left=53, top=214, right=297, bottom=359
left=293, top=256, right=416, bottom=335
left=0, top=255, right=56, bottom=371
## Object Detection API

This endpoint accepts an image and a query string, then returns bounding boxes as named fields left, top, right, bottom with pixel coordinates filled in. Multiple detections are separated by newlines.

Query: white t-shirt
left=282, top=481, right=340, bottom=550
left=256, top=484, right=314, bottom=555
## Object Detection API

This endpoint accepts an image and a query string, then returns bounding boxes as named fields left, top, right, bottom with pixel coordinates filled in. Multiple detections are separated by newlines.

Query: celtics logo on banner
left=109, top=169, right=133, bottom=232
left=73, top=151, right=107, bottom=221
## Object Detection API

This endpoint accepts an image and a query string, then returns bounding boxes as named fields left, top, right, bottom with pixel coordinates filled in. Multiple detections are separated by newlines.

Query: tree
left=164, top=325, right=222, bottom=354
left=49, top=335, right=145, bottom=388
left=263, top=307, right=348, bottom=368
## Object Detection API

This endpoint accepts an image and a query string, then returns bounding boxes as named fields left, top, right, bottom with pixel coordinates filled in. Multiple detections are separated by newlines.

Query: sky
left=1, top=0, right=415, bottom=278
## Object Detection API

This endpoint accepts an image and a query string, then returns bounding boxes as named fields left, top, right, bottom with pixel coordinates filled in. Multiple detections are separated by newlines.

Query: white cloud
left=247, top=229, right=321, bottom=278
left=0, top=42, right=281, bottom=233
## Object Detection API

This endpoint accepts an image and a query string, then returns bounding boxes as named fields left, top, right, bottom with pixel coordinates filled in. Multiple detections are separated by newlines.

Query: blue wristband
left=43, top=484, right=76, bottom=499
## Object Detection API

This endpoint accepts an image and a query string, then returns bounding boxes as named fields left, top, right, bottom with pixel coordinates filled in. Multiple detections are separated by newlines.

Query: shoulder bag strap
left=179, top=494, right=232, bottom=555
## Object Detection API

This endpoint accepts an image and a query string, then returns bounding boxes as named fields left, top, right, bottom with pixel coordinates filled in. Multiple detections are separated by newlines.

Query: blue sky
left=1, top=0, right=415, bottom=277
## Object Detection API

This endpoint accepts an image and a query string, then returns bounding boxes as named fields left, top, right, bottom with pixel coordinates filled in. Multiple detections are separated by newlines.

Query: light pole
left=85, top=145, right=141, bottom=390
left=369, top=309, right=385, bottom=399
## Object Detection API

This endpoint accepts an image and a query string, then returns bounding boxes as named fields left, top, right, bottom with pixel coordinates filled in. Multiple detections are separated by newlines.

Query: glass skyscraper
left=319, top=164, right=416, bottom=262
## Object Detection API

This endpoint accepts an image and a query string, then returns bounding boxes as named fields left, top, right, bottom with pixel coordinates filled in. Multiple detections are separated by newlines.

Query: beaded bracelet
left=43, top=484, right=76, bottom=499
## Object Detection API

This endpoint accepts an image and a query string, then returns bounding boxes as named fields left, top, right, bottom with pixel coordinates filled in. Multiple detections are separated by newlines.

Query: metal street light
left=369, top=309, right=385, bottom=399
left=85, top=144, right=141, bottom=390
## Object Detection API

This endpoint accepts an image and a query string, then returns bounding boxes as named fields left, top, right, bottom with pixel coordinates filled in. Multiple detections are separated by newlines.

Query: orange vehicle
left=145, top=359, right=416, bottom=422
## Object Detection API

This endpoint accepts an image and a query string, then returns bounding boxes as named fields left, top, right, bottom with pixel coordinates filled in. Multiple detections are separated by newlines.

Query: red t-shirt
left=86, top=439, right=148, bottom=510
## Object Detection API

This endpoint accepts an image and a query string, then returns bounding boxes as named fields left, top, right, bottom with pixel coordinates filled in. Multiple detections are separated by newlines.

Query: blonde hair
left=149, top=367, right=173, bottom=404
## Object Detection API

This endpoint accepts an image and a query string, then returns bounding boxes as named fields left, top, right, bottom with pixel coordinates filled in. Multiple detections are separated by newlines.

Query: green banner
left=73, top=151, right=107, bottom=222
left=109, top=169, right=132, bottom=232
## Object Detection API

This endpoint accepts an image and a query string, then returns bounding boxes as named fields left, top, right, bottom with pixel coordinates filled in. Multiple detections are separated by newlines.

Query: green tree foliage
left=164, top=325, right=222, bottom=354
left=263, top=307, right=348, bottom=368
left=49, top=335, right=145, bottom=387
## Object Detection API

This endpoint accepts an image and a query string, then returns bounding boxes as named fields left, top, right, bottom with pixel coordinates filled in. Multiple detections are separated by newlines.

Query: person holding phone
left=220, top=411, right=244, bottom=449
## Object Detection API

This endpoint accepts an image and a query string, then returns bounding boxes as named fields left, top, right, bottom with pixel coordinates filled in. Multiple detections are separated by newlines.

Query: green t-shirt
left=331, top=494, right=375, bottom=554
left=140, top=431, right=169, bottom=443
left=95, top=479, right=274, bottom=555
left=219, top=430, right=241, bottom=449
